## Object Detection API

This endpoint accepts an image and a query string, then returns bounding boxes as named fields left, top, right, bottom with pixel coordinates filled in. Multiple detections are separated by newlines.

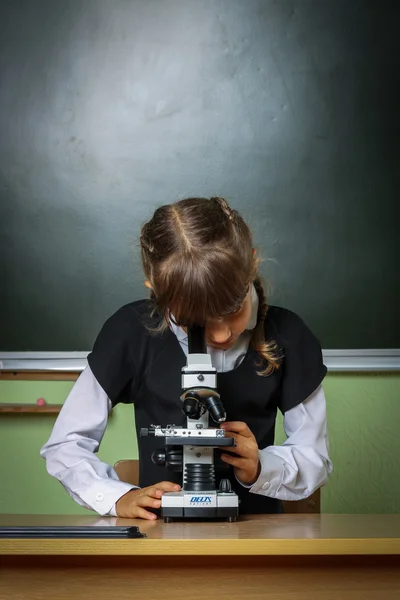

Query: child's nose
left=208, top=324, right=231, bottom=345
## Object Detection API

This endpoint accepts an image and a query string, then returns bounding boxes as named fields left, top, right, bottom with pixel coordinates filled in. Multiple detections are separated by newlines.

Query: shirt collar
left=169, top=283, right=259, bottom=343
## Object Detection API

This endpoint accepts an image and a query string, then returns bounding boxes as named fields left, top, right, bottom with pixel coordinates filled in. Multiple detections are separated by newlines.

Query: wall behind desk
left=0, top=374, right=399, bottom=514
left=1, top=0, right=399, bottom=351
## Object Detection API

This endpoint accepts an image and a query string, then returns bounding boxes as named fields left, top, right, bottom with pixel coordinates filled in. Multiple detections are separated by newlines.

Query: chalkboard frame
left=1, top=350, right=399, bottom=373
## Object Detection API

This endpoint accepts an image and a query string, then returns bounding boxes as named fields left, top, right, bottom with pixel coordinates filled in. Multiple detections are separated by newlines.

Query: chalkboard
left=0, top=0, right=399, bottom=351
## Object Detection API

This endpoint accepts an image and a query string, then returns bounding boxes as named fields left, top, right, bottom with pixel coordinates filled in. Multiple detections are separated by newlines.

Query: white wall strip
left=0, top=352, right=89, bottom=372
left=0, top=350, right=399, bottom=373
left=322, top=349, right=400, bottom=372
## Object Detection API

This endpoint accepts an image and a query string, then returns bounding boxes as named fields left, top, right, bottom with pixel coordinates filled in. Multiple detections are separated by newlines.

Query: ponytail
left=251, top=276, right=281, bottom=375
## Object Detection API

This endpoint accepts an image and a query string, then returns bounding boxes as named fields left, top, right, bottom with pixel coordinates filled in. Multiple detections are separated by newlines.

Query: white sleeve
left=247, top=385, right=333, bottom=501
left=40, top=365, right=137, bottom=516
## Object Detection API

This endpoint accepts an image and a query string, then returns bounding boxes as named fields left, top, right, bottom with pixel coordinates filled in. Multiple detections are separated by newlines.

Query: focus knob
left=219, top=478, right=232, bottom=493
left=151, top=449, right=166, bottom=467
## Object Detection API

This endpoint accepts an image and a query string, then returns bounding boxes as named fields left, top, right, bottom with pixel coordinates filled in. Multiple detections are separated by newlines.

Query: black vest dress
left=88, top=300, right=326, bottom=515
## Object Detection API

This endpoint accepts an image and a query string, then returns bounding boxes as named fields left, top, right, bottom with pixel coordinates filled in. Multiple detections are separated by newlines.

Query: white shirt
left=41, top=287, right=332, bottom=516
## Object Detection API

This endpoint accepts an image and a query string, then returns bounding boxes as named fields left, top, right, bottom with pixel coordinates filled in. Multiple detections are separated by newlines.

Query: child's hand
left=116, top=481, right=181, bottom=519
left=219, top=421, right=261, bottom=486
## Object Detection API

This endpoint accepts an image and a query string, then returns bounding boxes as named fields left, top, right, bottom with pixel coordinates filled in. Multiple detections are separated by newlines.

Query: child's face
left=177, top=287, right=252, bottom=350
left=205, top=287, right=253, bottom=349
left=146, top=279, right=254, bottom=351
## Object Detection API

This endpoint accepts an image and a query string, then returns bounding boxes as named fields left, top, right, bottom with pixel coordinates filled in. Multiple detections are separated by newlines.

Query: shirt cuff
left=79, top=480, right=138, bottom=517
left=242, top=450, right=285, bottom=497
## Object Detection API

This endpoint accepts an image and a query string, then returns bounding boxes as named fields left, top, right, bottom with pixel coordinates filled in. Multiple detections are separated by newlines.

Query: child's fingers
left=221, top=421, right=254, bottom=438
left=223, top=434, right=258, bottom=459
left=132, top=506, right=158, bottom=520
left=145, top=486, right=164, bottom=499
left=138, top=495, right=162, bottom=509
left=153, top=481, right=181, bottom=493
left=223, top=442, right=253, bottom=459
left=220, top=453, right=247, bottom=469
left=142, top=482, right=180, bottom=501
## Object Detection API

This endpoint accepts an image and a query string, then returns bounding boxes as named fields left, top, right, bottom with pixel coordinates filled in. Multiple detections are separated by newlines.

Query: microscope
left=140, top=325, right=239, bottom=522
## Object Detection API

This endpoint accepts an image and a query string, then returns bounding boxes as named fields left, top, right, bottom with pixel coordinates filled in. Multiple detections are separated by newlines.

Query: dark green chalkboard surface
left=0, top=0, right=399, bottom=351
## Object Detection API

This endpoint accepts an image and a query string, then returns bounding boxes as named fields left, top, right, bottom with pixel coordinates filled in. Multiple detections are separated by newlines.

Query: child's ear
left=144, top=280, right=153, bottom=290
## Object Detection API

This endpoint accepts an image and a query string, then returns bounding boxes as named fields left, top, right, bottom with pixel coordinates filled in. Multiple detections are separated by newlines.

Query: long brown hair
left=140, top=197, right=280, bottom=375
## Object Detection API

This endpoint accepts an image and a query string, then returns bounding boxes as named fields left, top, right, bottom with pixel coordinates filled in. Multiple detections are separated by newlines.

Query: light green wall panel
left=0, top=380, right=137, bottom=515
left=322, top=373, right=400, bottom=514
left=0, top=373, right=399, bottom=514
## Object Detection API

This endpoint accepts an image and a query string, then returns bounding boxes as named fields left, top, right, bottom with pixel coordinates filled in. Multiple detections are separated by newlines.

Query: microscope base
left=161, top=490, right=239, bottom=522
left=162, top=508, right=238, bottom=522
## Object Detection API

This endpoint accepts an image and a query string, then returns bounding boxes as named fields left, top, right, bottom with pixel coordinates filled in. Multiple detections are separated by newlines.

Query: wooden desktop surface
left=1, top=514, right=399, bottom=600
left=1, top=513, right=400, bottom=555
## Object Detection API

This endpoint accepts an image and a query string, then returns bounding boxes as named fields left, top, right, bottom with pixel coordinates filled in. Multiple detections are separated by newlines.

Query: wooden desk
left=1, top=514, right=399, bottom=599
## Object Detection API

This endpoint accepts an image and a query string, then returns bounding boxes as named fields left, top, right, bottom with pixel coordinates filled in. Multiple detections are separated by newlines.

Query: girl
left=41, top=197, right=332, bottom=519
